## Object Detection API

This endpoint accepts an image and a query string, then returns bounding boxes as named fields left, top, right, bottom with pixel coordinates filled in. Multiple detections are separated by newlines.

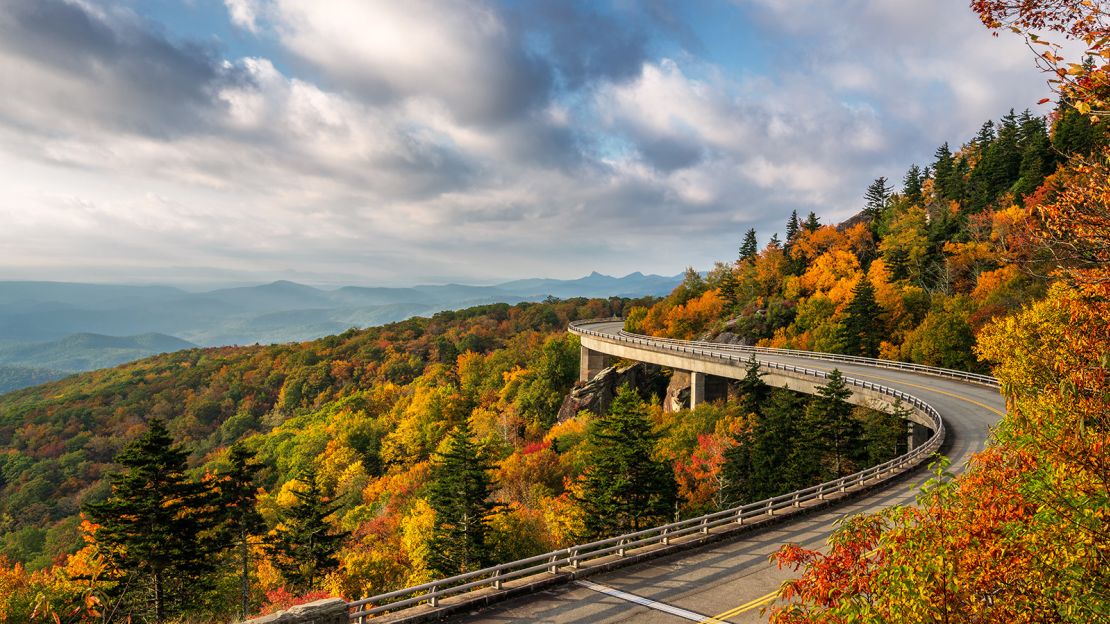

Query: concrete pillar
left=579, top=345, right=610, bottom=382
left=906, top=420, right=916, bottom=451
left=689, top=371, right=706, bottom=410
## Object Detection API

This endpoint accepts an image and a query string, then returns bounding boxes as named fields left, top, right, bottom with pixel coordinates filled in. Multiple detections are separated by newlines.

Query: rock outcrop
left=557, top=362, right=664, bottom=421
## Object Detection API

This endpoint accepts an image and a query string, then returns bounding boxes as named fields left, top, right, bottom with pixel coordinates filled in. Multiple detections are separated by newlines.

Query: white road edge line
left=574, top=579, right=709, bottom=622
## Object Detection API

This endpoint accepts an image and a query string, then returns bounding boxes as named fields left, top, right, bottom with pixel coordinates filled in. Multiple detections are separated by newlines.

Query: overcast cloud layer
left=0, top=0, right=1051, bottom=286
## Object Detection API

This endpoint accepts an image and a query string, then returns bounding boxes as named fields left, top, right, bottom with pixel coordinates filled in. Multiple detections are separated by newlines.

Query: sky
left=0, top=0, right=1053, bottom=287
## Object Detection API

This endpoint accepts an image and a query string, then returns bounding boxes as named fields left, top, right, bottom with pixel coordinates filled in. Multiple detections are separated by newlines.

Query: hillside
left=0, top=365, right=68, bottom=395
left=0, top=333, right=197, bottom=374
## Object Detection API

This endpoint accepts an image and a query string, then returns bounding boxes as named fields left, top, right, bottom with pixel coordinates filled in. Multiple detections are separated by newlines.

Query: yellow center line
left=838, top=371, right=1006, bottom=418
left=699, top=589, right=779, bottom=623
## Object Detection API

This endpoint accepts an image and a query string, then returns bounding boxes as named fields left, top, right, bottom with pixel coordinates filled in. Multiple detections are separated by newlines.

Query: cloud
left=224, top=0, right=260, bottom=33
left=0, top=0, right=1058, bottom=286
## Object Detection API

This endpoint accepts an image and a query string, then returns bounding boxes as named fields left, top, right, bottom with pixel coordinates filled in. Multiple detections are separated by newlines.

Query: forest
left=2, top=1, right=1107, bottom=622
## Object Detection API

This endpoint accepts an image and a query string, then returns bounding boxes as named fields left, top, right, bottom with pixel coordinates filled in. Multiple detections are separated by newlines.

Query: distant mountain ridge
left=0, top=272, right=678, bottom=392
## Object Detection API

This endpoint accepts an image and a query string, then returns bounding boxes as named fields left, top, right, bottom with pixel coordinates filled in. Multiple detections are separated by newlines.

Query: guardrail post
left=817, top=484, right=825, bottom=500
left=661, top=527, right=670, bottom=545
left=549, top=554, right=558, bottom=574
left=700, top=517, right=709, bottom=534
left=570, top=549, right=580, bottom=569
left=428, top=585, right=439, bottom=608
left=792, top=493, right=800, bottom=508
left=735, top=509, right=744, bottom=525
left=766, top=500, right=774, bottom=516
left=618, top=539, right=626, bottom=557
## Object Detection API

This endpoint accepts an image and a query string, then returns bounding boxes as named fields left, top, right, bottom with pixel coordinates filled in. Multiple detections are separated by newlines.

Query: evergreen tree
left=736, top=355, right=770, bottom=417
left=974, top=119, right=996, bottom=147
left=216, top=443, right=265, bottom=620
left=719, top=426, right=754, bottom=507
left=860, top=401, right=910, bottom=465
left=750, top=388, right=802, bottom=499
left=739, top=228, right=758, bottom=262
left=718, top=267, right=738, bottom=307
left=1052, top=101, right=1101, bottom=156
left=425, top=421, right=497, bottom=576
left=837, top=277, right=884, bottom=358
left=267, top=469, right=347, bottom=591
left=933, top=142, right=955, bottom=201
left=768, top=232, right=781, bottom=249
left=803, top=211, right=821, bottom=232
left=864, top=177, right=892, bottom=223
left=580, top=386, right=677, bottom=539
left=785, top=210, right=800, bottom=246
left=802, top=370, right=858, bottom=478
left=902, top=165, right=924, bottom=206
left=84, top=419, right=219, bottom=624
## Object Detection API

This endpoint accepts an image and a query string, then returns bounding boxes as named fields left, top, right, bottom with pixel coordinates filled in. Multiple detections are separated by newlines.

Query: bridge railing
left=568, top=318, right=999, bottom=388
left=345, top=321, right=948, bottom=621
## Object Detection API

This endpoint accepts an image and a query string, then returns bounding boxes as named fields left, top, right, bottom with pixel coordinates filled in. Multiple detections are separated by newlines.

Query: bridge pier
left=580, top=346, right=611, bottom=383
left=906, top=421, right=931, bottom=451
left=689, top=371, right=706, bottom=409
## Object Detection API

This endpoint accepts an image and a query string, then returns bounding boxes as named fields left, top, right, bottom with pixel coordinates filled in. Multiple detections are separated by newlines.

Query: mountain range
left=0, top=272, right=679, bottom=392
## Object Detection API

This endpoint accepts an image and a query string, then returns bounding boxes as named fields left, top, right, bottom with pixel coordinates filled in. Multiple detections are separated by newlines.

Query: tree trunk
left=155, top=568, right=165, bottom=624
left=240, top=530, right=250, bottom=619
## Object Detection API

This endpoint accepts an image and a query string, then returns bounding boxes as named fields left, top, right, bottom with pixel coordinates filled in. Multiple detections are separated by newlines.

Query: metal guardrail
left=345, top=318, right=953, bottom=621
left=568, top=318, right=998, bottom=388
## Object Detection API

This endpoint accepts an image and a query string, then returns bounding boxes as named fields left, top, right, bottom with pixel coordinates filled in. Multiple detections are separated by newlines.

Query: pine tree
left=718, top=267, right=738, bottom=307
left=837, top=277, right=884, bottom=358
left=902, top=165, right=923, bottom=206
left=216, top=443, right=265, bottom=620
left=803, top=211, right=821, bottom=232
left=739, top=228, right=758, bottom=262
left=267, top=469, right=347, bottom=591
left=736, top=355, right=770, bottom=417
left=768, top=232, right=781, bottom=249
left=933, top=143, right=955, bottom=200
left=84, top=419, right=219, bottom=623
left=426, top=421, right=497, bottom=576
left=580, top=386, right=677, bottom=539
left=802, top=370, right=858, bottom=478
left=785, top=210, right=800, bottom=247
left=864, top=177, right=892, bottom=223
left=750, top=388, right=802, bottom=499
left=719, top=426, right=753, bottom=507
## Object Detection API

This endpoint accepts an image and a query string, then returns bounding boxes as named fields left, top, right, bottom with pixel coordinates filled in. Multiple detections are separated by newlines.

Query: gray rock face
left=557, top=363, right=662, bottom=421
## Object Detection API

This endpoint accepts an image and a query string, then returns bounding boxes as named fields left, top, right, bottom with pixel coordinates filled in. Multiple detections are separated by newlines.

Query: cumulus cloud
left=0, top=0, right=1057, bottom=285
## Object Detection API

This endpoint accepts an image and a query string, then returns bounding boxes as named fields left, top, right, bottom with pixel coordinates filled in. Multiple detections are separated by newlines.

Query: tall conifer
left=580, top=386, right=676, bottom=539
left=838, top=277, right=884, bottom=358
left=426, top=421, right=496, bottom=576
left=84, top=419, right=219, bottom=623
left=216, top=443, right=264, bottom=619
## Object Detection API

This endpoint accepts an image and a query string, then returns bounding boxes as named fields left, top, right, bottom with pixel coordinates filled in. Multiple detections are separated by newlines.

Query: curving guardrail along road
left=350, top=320, right=1005, bottom=624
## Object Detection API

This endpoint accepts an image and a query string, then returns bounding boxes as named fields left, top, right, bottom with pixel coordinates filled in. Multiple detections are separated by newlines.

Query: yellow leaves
left=797, top=250, right=861, bottom=303
left=399, top=499, right=436, bottom=587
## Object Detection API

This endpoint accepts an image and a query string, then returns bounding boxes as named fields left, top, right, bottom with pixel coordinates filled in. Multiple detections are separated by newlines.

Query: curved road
left=457, top=321, right=1004, bottom=624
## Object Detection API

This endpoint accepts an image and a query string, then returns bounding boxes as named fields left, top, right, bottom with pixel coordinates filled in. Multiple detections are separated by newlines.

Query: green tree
left=749, top=388, right=803, bottom=499
left=739, top=228, right=759, bottom=262
left=932, top=142, right=956, bottom=201
left=216, top=443, right=265, bottom=619
left=864, top=176, right=892, bottom=225
left=902, top=165, right=924, bottom=206
left=737, top=355, right=770, bottom=417
left=859, top=401, right=909, bottom=466
left=837, top=277, right=884, bottom=358
left=720, top=425, right=754, bottom=507
left=799, top=370, right=858, bottom=479
left=785, top=211, right=800, bottom=247
left=580, top=386, right=677, bottom=538
left=267, top=469, right=347, bottom=591
left=426, top=421, right=497, bottom=576
left=84, top=419, right=219, bottom=623
left=803, top=211, right=821, bottom=232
